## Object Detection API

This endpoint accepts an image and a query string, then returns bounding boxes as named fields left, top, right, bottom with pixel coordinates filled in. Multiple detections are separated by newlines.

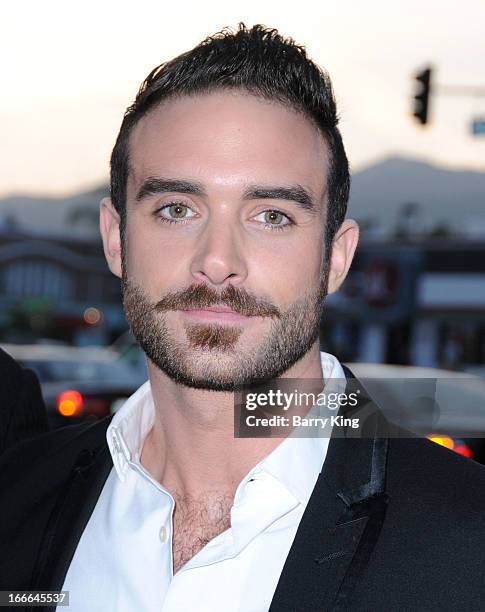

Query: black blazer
left=0, top=347, right=48, bottom=455
left=1, top=367, right=485, bottom=611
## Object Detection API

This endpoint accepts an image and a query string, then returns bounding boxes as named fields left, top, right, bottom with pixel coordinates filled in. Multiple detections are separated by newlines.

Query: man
left=1, top=24, right=485, bottom=612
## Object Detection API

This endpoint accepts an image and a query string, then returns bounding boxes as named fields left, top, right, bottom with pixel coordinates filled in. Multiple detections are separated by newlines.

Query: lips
left=196, top=305, right=242, bottom=314
left=180, top=305, right=251, bottom=322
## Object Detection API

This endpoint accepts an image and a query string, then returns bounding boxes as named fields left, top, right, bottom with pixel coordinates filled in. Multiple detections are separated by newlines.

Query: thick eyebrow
left=135, top=177, right=206, bottom=202
left=243, top=184, right=318, bottom=215
left=135, top=176, right=319, bottom=215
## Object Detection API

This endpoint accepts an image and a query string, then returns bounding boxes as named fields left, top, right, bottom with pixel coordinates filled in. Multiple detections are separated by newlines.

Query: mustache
left=152, top=283, right=280, bottom=318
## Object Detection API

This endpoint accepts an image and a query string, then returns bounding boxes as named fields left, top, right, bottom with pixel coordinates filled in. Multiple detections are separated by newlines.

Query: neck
left=140, top=341, right=324, bottom=499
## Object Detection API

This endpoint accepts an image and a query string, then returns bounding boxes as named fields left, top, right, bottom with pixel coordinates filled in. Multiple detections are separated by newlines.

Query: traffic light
left=413, top=67, right=432, bottom=125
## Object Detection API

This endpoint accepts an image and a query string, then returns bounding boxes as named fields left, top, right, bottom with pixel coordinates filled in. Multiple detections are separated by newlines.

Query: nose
left=189, top=217, right=248, bottom=287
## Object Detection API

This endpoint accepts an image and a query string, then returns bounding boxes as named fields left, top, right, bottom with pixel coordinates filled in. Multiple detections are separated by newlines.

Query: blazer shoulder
left=0, top=416, right=112, bottom=483
left=388, top=435, right=485, bottom=513
left=0, top=348, right=48, bottom=453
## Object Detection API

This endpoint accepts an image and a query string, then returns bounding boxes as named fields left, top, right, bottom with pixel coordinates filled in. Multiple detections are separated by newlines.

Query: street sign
left=471, top=118, right=485, bottom=135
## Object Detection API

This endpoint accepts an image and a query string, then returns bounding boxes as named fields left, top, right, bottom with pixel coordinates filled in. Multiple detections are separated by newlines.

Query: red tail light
left=453, top=442, right=473, bottom=459
left=57, top=390, right=84, bottom=417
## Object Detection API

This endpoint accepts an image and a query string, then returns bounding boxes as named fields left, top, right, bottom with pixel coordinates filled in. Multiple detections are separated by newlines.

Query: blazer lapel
left=269, top=368, right=390, bottom=612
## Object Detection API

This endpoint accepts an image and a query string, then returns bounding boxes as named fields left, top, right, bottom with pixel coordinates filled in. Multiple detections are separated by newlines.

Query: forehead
left=127, top=91, right=329, bottom=199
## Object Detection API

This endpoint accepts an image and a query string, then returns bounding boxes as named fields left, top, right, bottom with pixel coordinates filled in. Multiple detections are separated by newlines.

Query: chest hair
left=172, top=492, right=233, bottom=574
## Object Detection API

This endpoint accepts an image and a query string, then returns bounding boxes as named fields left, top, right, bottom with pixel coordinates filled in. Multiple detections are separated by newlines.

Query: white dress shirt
left=61, top=351, right=346, bottom=612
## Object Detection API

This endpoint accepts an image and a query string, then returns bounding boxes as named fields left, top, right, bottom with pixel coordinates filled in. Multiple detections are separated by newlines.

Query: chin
left=175, top=354, right=248, bottom=390
left=148, top=349, right=260, bottom=392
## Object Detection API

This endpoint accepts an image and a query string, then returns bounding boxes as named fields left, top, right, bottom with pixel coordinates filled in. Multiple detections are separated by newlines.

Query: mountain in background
left=0, top=185, right=109, bottom=238
left=1, top=156, right=484, bottom=239
left=348, top=157, right=485, bottom=238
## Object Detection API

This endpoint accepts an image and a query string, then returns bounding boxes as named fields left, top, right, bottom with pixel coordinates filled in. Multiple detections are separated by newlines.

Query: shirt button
left=159, top=526, right=169, bottom=543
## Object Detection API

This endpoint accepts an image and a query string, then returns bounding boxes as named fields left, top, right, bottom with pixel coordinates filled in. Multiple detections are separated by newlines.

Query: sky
left=1, top=0, right=485, bottom=197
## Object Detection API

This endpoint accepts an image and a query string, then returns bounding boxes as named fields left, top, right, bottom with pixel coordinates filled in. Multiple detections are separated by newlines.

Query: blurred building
left=322, top=239, right=485, bottom=374
left=0, top=230, right=124, bottom=344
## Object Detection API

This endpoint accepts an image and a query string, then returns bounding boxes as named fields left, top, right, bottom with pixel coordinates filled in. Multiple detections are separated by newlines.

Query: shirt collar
left=107, top=351, right=346, bottom=494
left=107, top=380, right=154, bottom=481
left=236, top=350, right=346, bottom=506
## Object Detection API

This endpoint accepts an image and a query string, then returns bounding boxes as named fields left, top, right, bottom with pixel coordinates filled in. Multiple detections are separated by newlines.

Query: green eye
left=156, top=202, right=195, bottom=222
left=167, top=203, right=189, bottom=218
left=264, top=210, right=284, bottom=224
left=254, top=209, right=292, bottom=229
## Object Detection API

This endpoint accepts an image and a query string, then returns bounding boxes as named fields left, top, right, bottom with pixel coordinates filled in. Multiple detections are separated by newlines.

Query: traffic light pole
left=436, top=85, right=485, bottom=97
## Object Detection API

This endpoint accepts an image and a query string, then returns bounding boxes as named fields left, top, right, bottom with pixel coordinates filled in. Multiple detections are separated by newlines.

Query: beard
left=122, top=267, right=328, bottom=392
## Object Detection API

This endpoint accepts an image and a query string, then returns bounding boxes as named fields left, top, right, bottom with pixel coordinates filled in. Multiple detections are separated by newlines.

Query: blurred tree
left=394, top=202, right=421, bottom=239
left=429, top=222, right=453, bottom=238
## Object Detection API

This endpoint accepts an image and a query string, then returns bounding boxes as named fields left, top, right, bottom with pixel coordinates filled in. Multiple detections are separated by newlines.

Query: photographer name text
left=245, top=414, right=360, bottom=429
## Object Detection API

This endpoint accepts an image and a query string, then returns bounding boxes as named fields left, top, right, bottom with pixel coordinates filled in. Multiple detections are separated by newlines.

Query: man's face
left=118, top=91, right=333, bottom=391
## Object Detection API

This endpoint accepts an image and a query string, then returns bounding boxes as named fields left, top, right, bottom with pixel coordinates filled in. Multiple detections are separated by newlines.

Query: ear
left=99, top=197, right=122, bottom=279
left=326, top=219, right=359, bottom=294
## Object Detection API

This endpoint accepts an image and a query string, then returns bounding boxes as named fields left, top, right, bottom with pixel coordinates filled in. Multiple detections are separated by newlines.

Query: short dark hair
left=110, top=23, right=350, bottom=251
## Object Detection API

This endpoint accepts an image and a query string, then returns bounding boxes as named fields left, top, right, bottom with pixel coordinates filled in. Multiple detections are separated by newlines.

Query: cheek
left=124, top=218, right=189, bottom=291
left=249, top=232, right=325, bottom=303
